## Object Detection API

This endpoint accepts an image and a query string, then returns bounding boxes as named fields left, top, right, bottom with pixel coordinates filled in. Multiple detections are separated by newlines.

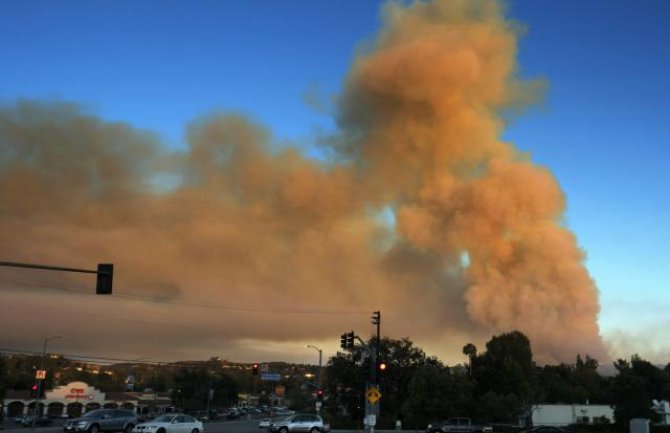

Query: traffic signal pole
left=0, top=261, right=113, bottom=294
left=341, top=312, right=382, bottom=433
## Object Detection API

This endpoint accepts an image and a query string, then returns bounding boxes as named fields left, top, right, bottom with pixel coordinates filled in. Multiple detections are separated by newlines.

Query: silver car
left=269, top=414, right=330, bottom=433
left=64, top=409, right=139, bottom=433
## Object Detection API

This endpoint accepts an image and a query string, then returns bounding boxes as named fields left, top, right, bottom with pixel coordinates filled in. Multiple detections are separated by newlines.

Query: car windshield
left=82, top=411, right=103, bottom=418
left=154, top=415, right=176, bottom=423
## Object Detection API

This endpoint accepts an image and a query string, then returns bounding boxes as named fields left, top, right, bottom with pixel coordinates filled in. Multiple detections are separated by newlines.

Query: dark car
left=63, top=409, right=139, bottom=433
left=522, top=427, right=569, bottom=433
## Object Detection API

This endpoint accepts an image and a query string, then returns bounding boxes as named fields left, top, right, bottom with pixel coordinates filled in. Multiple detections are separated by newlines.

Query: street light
left=37, top=336, right=63, bottom=415
left=306, top=344, right=322, bottom=413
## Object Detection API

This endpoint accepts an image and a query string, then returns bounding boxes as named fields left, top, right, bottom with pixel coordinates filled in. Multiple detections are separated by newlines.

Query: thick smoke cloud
left=0, top=0, right=608, bottom=364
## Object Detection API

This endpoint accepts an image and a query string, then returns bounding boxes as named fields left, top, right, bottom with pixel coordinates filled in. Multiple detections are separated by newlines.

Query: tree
left=402, top=363, right=473, bottom=428
left=326, top=337, right=437, bottom=427
left=630, top=355, right=670, bottom=400
left=474, top=331, right=535, bottom=402
left=612, top=357, right=660, bottom=426
left=462, top=344, right=477, bottom=377
left=0, top=355, right=7, bottom=401
left=376, top=337, right=437, bottom=424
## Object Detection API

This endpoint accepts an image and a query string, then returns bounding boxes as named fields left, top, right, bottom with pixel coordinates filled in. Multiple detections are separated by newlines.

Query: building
left=2, top=381, right=172, bottom=418
left=520, top=404, right=615, bottom=426
left=652, top=400, right=670, bottom=425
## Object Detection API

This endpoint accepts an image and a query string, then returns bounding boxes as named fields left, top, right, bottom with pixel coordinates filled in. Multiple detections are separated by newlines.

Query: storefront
left=2, top=381, right=171, bottom=418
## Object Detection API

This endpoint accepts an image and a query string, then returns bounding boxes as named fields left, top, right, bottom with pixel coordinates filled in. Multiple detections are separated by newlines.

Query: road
left=0, top=418, right=414, bottom=433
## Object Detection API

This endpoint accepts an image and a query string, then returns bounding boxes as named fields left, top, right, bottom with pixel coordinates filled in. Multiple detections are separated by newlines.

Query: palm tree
left=462, top=343, right=477, bottom=377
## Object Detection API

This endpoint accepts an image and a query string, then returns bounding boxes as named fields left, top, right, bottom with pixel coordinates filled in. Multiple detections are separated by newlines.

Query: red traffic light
left=252, top=363, right=259, bottom=375
left=32, top=385, right=38, bottom=390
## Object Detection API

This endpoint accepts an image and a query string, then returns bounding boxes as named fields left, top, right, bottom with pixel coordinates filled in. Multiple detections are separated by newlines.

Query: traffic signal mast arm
left=0, top=261, right=113, bottom=294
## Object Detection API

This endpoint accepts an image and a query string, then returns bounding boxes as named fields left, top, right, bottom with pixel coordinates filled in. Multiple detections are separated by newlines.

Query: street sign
left=261, top=373, right=281, bottom=381
left=35, top=370, right=46, bottom=380
left=366, top=386, right=381, bottom=404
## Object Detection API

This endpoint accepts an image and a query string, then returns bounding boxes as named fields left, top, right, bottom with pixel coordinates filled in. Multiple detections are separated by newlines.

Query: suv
left=269, top=414, right=330, bottom=433
left=64, top=409, right=139, bottom=433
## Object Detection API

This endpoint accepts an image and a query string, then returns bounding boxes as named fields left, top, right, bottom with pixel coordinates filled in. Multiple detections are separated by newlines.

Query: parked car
left=63, top=409, right=139, bottom=433
left=427, top=418, right=492, bottom=433
left=521, top=427, right=569, bottom=433
left=14, top=415, right=30, bottom=424
left=224, top=409, right=241, bottom=420
left=259, top=418, right=271, bottom=429
left=132, top=413, right=203, bottom=433
left=21, top=416, right=53, bottom=427
left=269, top=414, right=330, bottom=433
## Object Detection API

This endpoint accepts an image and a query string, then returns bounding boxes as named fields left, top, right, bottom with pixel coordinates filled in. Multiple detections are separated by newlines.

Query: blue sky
left=2, top=0, right=669, bottom=360
left=507, top=1, right=670, bottom=353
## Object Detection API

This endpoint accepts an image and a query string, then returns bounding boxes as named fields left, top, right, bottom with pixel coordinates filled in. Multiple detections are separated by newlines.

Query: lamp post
left=306, top=345, right=322, bottom=389
left=37, top=336, right=62, bottom=416
left=306, top=345, right=322, bottom=414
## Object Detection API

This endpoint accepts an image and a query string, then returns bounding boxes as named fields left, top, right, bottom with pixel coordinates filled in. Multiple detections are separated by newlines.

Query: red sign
left=65, top=388, right=87, bottom=399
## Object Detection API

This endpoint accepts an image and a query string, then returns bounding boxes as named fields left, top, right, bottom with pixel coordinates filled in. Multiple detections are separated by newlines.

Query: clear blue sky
left=2, top=0, right=669, bottom=359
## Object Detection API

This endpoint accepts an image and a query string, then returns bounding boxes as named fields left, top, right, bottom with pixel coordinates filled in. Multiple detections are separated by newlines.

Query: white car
left=259, top=418, right=271, bottom=429
left=133, top=414, right=203, bottom=433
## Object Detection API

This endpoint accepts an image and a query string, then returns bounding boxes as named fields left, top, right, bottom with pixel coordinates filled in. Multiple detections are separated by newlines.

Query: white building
left=521, top=404, right=615, bottom=426
left=652, top=400, right=670, bottom=425
left=2, top=381, right=172, bottom=418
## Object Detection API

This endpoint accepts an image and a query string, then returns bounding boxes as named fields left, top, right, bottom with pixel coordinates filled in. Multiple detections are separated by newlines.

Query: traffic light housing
left=30, top=383, right=39, bottom=398
left=339, top=331, right=355, bottom=349
left=316, top=388, right=324, bottom=401
left=252, top=363, right=259, bottom=375
left=96, top=263, right=114, bottom=295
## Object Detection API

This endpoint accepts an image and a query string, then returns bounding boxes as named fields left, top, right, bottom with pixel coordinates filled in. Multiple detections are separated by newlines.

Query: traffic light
left=378, top=361, right=387, bottom=372
left=252, top=363, right=259, bottom=375
left=316, top=388, right=324, bottom=401
left=339, top=331, right=355, bottom=349
left=346, top=331, right=354, bottom=348
left=96, top=263, right=114, bottom=295
left=30, top=383, right=39, bottom=398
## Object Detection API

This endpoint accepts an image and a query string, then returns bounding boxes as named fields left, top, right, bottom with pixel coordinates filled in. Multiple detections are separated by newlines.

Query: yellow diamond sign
left=366, top=386, right=382, bottom=404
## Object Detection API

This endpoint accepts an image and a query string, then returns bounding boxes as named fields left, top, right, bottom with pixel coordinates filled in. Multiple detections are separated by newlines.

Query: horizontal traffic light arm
left=0, top=261, right=113, bottom=294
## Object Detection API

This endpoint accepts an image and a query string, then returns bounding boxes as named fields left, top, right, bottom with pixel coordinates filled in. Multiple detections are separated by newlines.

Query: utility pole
left=37, top=336, right=62, bottom=416
left=369, top=311, right=381, bottom=433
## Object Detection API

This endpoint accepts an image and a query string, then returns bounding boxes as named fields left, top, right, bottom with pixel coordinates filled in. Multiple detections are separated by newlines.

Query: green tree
left=326, top=346, right=367, bottom=424
left=474, top=331, right=535, bottom=401
left=475, top=391, right=521, bottom=423
left=0, top=355, right=7, bottom=401
left=630, top=355, right=670, bottom=400
left=462, top=344, right=477, bottom=377
left=402, top=363, right=473, bottom=428
left=326, top=337, right=437, bottom=427
left=612, top=358, right=660, bottom=426
left=376, top=338, right=437, bottom=425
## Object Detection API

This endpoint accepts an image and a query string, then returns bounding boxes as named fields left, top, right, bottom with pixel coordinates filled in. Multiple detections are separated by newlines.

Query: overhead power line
left=0, top=275, right=371, bottom=316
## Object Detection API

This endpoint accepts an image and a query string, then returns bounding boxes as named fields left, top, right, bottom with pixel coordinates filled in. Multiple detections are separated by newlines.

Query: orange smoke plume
left=0, top=0, right=608, bottom=364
